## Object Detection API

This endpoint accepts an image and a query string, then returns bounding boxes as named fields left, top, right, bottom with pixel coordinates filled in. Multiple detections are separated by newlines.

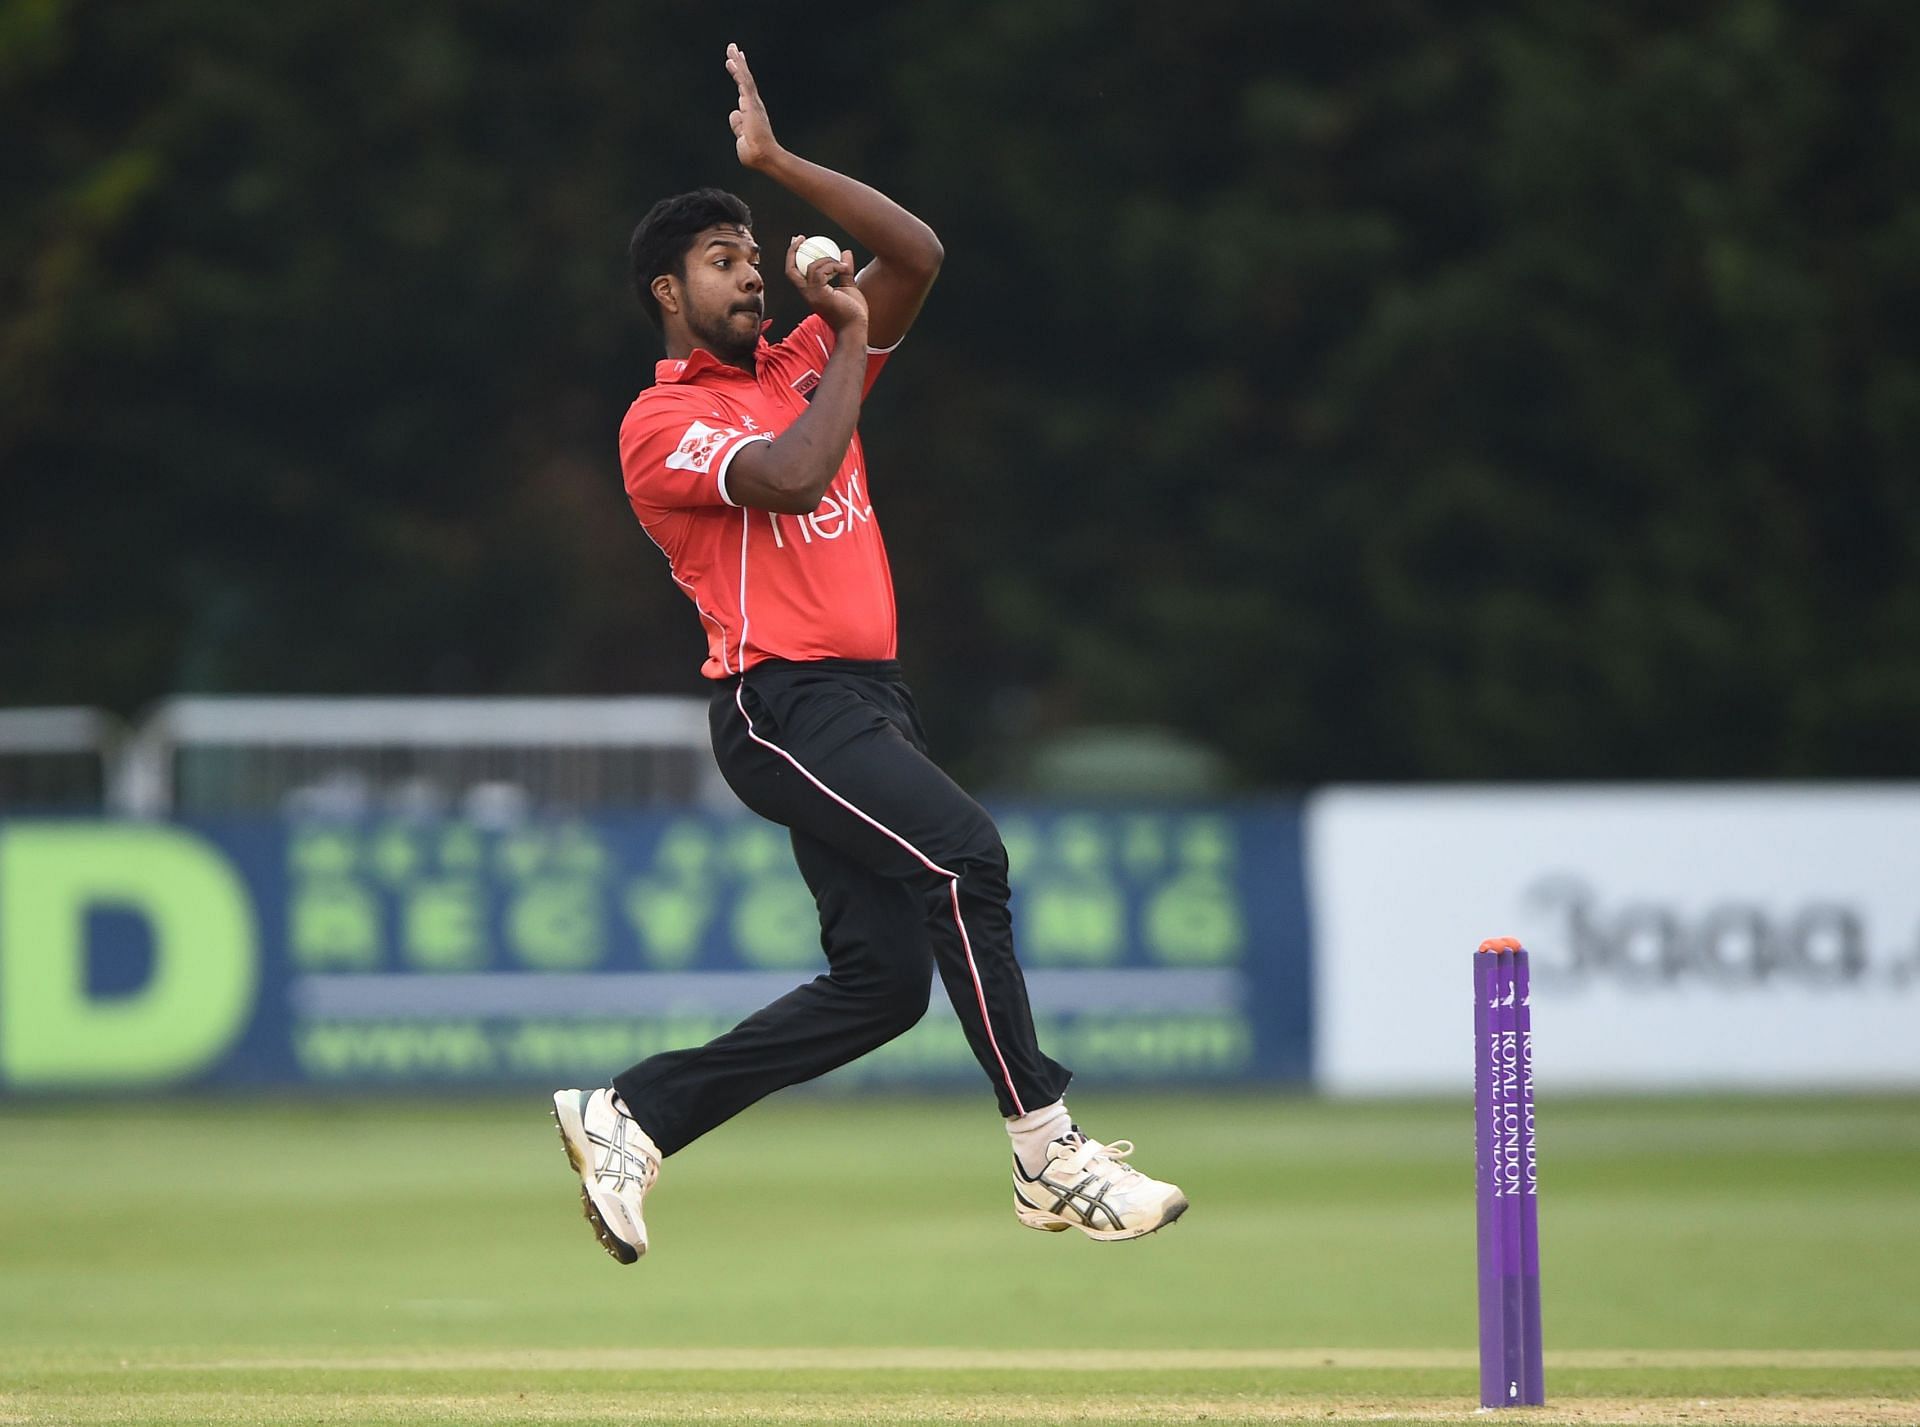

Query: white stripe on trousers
left=731, top=684, right=1027, bottom=1116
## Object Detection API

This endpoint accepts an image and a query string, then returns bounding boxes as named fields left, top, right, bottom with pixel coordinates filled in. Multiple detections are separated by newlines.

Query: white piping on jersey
left=730, top=683, right=1028, bottom=1116
left=734, top=502, right=752, bottom=672
left=714, top=432, right=771, bottom=508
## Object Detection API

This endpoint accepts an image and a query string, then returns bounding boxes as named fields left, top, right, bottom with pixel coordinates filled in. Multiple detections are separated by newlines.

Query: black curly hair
left=627, top=188, right=755, bottom=329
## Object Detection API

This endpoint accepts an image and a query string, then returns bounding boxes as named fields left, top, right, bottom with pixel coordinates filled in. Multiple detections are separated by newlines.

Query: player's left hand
left=726, top=43, right=783, bottom=172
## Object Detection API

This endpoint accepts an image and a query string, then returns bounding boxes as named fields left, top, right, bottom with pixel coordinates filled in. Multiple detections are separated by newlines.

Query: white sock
left=1006, top=1099, right=1074, bottom=1175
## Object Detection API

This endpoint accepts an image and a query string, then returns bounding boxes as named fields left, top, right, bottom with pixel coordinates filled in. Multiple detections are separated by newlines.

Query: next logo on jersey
left=767, top=467, right=872, bottom=548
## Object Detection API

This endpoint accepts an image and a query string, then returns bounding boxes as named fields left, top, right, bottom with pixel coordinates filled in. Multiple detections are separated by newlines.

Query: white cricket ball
left=795, top=235, right=844, bottom=277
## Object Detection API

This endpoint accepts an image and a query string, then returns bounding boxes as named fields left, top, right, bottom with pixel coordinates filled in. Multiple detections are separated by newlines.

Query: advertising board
left=1307, top=786, right=1920, bottom=1092
left=0, top=804, right=1310, bottom=1093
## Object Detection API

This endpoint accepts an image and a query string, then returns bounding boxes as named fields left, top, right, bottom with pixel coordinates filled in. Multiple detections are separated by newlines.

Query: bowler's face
left=676, top=226, right=764, bottom=364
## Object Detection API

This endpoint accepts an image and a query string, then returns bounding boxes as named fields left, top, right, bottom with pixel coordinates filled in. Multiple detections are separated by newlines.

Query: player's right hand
left=785, top=234, right=868, bottom=335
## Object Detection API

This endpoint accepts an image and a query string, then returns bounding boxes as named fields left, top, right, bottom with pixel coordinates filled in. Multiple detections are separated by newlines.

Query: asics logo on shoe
left=588, top=1119, right=656, bottom=1193
left=1018, top=1173, right=1125, bottom=1232
left=1015, top=1147, right=1128, bottom=1232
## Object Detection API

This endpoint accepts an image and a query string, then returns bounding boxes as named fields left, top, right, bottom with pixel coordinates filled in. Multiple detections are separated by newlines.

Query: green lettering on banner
left=725, top=823, right=787, bottom=878
left=295, top=1020, right=493, bottom=1078
left=508, top=879, right=605, bottom=970
left=402, top=880, right=484, bottom=970
left=289, top=879, right=381, bottom=969
left=623, top=879, right=711, bottom=968
left=370, top=824, right=421, bottom=883
left=835, top=1017, right=977, bottom=1078
left=0, top=823, right=258, bottom=1087
left=503, top=1019, right=631, bottom=1073
left=1143, top=873, right=1245, bottom=965
left=1054, top=816, right=1112, bottom=875
left=652, top=820, right=715, bottom=878
left=498, top=1017, right=732, bottom=1075
left=1059, top=1013, right=1252, bottom=1074
left=998, top=817, right=1039, bottom=885
left=436, top=824, right=484, bottom=873
left=1177, top=816, right=1236, bottom=870
left=732, top=874, right=818, bottom=968
left=1121, top=816, right=1167, bottom=875
left=284, top=1007, right=1253, bottom=1088
left=495, top=829, right=547, bottom=881
left=551, top=823, right=610, bottom=878
left=289, top=825, right=357, bottom=877
left=1023, top=881, right=1124, bottom=965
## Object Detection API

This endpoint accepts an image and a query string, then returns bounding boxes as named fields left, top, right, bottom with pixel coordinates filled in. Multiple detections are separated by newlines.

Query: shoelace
left=1056, top=1134, right=1143, bottom=1186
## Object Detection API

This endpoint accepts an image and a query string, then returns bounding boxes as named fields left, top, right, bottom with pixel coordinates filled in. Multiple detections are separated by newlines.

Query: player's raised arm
left=725, top=42, right=943, bottom=351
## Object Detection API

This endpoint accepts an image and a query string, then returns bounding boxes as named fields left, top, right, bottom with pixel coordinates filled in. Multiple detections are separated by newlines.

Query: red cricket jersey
left=620, top=315, right=899, bottom=678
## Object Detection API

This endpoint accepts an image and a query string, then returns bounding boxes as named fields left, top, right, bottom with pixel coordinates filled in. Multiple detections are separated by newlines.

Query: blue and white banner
left=0, top=805, right=1311, bottom=1093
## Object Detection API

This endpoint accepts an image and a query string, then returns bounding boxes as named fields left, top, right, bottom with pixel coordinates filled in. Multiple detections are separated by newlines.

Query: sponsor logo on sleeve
left=665, top=420, right=742, bottom=474
left=791, top=369, right=822, bottom=401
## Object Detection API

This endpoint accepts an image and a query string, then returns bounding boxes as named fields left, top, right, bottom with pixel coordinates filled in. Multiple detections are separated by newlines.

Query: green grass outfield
left=3, top=1093, right=1917, bottom=1425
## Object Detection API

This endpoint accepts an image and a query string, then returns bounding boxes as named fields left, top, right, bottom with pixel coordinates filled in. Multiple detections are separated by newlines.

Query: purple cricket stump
left=1496, top=948, right=1525, bottom=1405
left=1474, top=950, right=1503, bottom=1407
left=1514, top=948, right=1546, bottom=1405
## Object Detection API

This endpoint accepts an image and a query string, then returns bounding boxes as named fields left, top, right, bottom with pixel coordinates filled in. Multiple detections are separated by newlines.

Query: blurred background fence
left=2, top=698, right=724, bottom=815
left=0, top=707, right=120, bottom=813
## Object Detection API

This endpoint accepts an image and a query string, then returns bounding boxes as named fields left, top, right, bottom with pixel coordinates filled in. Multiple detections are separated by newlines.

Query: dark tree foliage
left=4, top=0, right=1917, bottom=784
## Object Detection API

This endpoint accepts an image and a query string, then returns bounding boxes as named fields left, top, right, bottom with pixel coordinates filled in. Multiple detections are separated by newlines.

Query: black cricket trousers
left=614, top=658, right=1072, bottom=1156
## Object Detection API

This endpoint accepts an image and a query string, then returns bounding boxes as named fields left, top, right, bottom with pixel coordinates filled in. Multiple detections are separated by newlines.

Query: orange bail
left=1477, top=936, right=1524, bottom=954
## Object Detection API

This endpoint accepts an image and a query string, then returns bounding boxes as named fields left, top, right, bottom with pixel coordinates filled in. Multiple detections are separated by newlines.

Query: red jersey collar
left=656, top=323, right=776, bottom=385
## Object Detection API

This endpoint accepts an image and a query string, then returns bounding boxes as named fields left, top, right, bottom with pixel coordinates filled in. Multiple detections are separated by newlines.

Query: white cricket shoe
left=551, top=1087, right=659, bottom=1264
left=1012, top=1129, right=1189, bottom=1241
